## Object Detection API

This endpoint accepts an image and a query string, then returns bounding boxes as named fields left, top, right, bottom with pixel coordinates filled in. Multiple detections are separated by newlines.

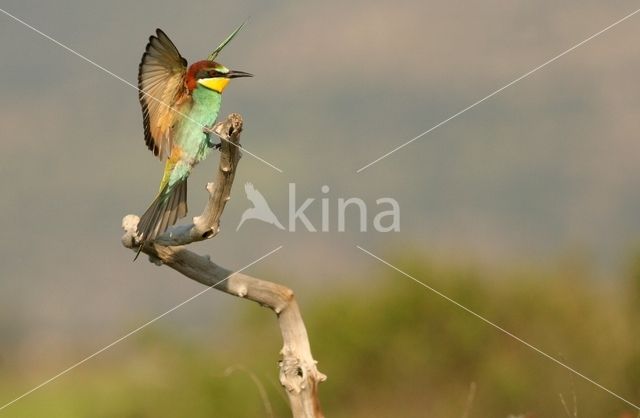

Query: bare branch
left=118, top=241, right=327, bottom=417
left=121, top=113, right=325, bottom=417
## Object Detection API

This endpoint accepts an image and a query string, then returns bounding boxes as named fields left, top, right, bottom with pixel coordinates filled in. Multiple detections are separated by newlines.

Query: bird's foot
left=204, top=126, right=223, bottom=150
left=204, top=130, right=222, bottom=150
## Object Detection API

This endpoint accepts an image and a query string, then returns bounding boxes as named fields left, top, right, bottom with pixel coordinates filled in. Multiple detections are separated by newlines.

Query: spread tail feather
left=134, top=179, right=188, bottom=260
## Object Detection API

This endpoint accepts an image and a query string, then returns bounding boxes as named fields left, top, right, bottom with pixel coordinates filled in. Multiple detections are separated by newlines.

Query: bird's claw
left=204, top=127, right=222, bottom=150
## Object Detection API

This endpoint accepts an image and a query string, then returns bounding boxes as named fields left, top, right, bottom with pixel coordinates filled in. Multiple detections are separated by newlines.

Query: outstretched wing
left=138, top=29, right=188, bottom=159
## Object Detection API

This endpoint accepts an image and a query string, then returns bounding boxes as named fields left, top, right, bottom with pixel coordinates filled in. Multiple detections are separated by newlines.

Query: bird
left=135, top=24, right=252, bottom=255
left=236, top=183, right=285, bottom=231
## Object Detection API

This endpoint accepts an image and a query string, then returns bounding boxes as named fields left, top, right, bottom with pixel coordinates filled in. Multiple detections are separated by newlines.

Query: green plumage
left=160, top=86, right=222, bottom=191
left=137, top=86, right=222, bottom=244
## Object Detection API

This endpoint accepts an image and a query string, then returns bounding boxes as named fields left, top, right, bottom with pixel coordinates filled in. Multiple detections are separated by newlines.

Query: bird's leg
left=203, top=126, right=222, bottom=150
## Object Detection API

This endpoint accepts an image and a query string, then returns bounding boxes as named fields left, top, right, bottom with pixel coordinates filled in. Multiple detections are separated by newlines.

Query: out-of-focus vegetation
left=2, top=253, right=640, bottom=418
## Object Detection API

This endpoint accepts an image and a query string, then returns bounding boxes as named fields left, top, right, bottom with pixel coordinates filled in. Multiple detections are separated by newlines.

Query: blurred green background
left=3, top=255, right=640, bottom=417
left=1, top=0, right=640, bottom=416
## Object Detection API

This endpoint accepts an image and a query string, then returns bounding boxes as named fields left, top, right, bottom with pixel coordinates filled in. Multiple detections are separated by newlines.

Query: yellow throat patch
left=198, top=77, right=230, bottom=93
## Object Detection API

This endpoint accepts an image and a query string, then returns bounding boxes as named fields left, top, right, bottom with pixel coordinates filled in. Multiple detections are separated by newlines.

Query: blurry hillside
left=2, top=253, right=639, bottom=417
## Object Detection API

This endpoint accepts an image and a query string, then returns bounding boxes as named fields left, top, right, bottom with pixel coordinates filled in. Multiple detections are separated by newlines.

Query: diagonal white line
left=356, top=245, right=640, bottom=411
left=356, top=6, right=640, bottom=173
left=0, top=245, right=283, bottom=412
left=0, top=7, right=283, bottom=174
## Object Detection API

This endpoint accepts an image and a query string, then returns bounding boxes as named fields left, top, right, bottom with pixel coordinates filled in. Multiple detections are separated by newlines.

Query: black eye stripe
left=197, top=69, right=225, bottom=79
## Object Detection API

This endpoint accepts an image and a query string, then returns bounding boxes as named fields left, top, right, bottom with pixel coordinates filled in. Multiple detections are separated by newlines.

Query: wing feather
left=138, top=29, right=188, bottom=159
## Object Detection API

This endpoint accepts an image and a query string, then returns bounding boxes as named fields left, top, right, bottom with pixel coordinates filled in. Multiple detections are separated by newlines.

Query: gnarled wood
left=122, top=113, right=325, bottom=418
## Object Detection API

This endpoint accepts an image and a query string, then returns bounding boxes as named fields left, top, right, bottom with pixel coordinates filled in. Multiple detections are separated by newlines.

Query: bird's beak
left=227, top=70, right=253, bottom=79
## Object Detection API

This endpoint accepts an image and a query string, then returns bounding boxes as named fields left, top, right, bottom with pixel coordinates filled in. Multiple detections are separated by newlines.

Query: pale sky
left=1, top=0, right=640, bottom=351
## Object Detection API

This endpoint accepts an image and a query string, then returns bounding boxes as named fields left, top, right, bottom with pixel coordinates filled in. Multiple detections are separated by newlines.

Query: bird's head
left=186, top=60, right=252, bottom=93
left=186, top=21, right=252, bottom=93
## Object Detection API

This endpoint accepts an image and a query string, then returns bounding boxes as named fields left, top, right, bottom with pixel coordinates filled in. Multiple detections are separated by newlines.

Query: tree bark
left=121, top=114, right=325, bottom=418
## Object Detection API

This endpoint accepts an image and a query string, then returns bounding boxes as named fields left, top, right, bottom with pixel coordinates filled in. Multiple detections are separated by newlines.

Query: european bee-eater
left=135, top=25, right=252, bottom=249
